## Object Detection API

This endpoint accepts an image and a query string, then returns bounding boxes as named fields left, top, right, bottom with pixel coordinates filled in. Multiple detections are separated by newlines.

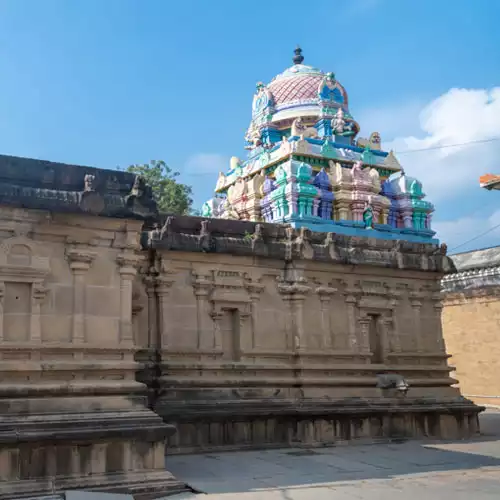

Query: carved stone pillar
left=344, top=292, right=360, bottom=351
left=316, top=286, right=337, bottom=348
left=192, top=273, right=213, bottom=350
left=410, top=292, right=423, bottom=352
left=431, top=292, right=446, bottom=352
left=0, top=282, right=4, bottom=342
left=210, top=310, right=224, bottom=350
left=357, top=314, right=371, bottom=354
left=246, top=279, right=264, bottom=349
left=389, top=295, right=402, bottom=352
left=278, top=280, right=310, bottom=351
left=144, top=275, right=158, bottom=349
left=66, top=249, right=96, bottom=343
left=156, top=275, right=175, bottom=349
left=117, top=253, right=140, bottom=345
left=31, top=280, right=48, bottom=342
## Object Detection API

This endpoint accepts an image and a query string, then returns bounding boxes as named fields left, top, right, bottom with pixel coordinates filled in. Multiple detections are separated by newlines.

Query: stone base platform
left=0, top=395, right=190, bottom=499
left=159, top=398, right=484, bottom=454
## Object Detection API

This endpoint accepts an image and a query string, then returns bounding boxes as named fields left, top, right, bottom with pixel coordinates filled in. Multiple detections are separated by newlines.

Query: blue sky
left=1, top=0, right=499, bottom=252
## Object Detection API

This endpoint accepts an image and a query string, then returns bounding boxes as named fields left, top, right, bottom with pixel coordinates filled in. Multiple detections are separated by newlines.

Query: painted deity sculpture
left=291, top=117, right=318, bottom=139
left=318, top=72, right=344, bottom=103
left=313, top=169, right=334, bottom=220
left=363, top=203, right=374, bottom=229
left=332, top=108, right=355, bottom=136
left=358, top=132, right=382, bottom=151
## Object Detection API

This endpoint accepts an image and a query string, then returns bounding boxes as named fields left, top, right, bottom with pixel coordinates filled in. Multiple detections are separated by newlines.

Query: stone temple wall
left=0, top=154, right=483, bottom=497
left=0, top=155, right=186, bottom=499
left=137, top=216, right=481, bottom=453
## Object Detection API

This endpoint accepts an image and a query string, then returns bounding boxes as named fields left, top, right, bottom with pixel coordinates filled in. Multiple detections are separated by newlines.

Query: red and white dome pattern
left=268, top=74, right=324, bottom=107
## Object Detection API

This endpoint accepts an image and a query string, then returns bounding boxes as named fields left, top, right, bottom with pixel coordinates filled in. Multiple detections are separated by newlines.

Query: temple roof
left=450, top=246, right=500, bottom=272
left=480, top=174, right=500, bottom=190
left=0, top=154, right=157, bottom=219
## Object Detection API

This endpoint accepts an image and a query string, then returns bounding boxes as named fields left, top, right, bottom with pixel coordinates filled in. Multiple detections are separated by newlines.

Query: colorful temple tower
left=203, top=47, right=436, bottom=243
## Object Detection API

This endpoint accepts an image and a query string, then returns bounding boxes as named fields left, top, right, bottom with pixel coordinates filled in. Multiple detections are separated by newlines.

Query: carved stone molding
left=116, top=252, right=141, bottom=279
left=66, top=248, right=97, bottom=272
left=315, top=286, right=338, bottom=300
left=192, top=272, right=212, bottom=297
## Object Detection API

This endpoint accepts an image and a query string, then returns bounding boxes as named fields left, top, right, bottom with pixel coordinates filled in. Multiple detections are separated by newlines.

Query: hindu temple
left=0, top=48, right=482, bottom=498
left=202, top=47, right=435, bottom=244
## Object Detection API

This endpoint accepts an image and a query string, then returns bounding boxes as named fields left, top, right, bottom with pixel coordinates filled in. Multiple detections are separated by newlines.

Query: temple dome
left=384, top=171, right=425, bottom=198
left=248, top=47, right=351, bottom=130
left=268, top=63, right=348, bottom=109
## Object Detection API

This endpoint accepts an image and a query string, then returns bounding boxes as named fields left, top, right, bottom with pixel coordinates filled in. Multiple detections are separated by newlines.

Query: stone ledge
left=156, top=397, right=483, bottom=419
left=0, top=470, right=189, bottom=500
left=146, top=215, right=453, bottom=273
left=0, top=154, right=158, bottom=220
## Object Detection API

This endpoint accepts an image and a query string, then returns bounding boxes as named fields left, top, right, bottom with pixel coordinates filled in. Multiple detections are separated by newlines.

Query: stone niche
left=0, top=155, right=188, bottom=499
left=137, top=216, right=482, bottom=453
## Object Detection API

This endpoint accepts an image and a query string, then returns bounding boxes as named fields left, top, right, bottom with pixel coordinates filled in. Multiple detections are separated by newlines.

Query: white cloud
left=357, top=100, right=424, bottom=140
left=434, top=210, right=500, bottom=252
left=184, top=153, right=228, bottom=175
left=383, top=87, right=500, bottom=202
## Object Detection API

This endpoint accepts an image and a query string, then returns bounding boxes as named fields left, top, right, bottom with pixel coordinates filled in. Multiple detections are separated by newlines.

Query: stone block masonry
left=0, top=153, right=482, bottom=497
left=136, top=215, right=481, bottom=453
left=0, top=155, right=189, bottom=499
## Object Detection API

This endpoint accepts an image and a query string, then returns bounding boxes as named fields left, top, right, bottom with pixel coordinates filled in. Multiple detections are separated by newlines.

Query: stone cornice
left=441, top=265, right=500, bottom=294
left=0, top=154, right=158, bottom=220
left=146, top=215, right=453, bottom=273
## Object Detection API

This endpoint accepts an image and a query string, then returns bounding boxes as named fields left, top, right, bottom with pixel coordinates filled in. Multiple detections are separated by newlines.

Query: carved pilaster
left=144, top=275, right=158, bottom=349
left=344, top=291, right=360, bottom=351
left=116, top=252, right=140, bottom=345
left=316, top=286, right=337, bottom=348
left=431, top=291, right=446, bottom=352
left=245, top=278, right=264, bottom=349
left=66, top=248, right=96, bottom=343
left=357, top=314, right=371, bottom=354
left=388, top=295, right=402, bottom=352
left=31, top=280, right=48, bottom=342
left=210, top=310, right=225, bottom=350
left=0, top=282, right=4, bottom=342
left=409, top=291, right=424, bottom=352
left=156, top=274, right=175, bottom=349
left=192, top=273, right=213, bottom=350
left=277, top=279, right=310, bottom=351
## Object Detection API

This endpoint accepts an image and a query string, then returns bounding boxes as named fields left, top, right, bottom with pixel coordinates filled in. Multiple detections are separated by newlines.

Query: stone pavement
left=54, top=410, right=500, bottom=499
left=164, top=409, right=500, bottom=499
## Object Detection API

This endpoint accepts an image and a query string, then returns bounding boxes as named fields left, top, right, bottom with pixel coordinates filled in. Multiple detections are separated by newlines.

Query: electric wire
left=450, top=222, right=500, bottom=253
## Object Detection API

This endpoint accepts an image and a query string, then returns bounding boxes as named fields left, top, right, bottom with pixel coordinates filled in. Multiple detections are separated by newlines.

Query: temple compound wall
left=0, top=154, right=482, bottom=497
left=442, top=247, right=500, bottom=408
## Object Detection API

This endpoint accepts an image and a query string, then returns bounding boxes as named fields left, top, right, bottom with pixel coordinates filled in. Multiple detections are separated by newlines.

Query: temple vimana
left=0, top=48, right=482, bottom=498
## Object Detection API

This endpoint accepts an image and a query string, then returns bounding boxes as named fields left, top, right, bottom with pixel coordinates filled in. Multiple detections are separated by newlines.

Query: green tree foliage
left=126, top=160, right=193, bottom=215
